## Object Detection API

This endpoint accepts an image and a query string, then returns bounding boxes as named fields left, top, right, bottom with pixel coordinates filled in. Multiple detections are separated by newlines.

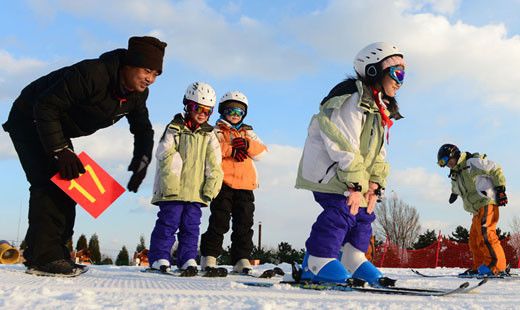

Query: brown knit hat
left=125, top=36, right=167, bottom=74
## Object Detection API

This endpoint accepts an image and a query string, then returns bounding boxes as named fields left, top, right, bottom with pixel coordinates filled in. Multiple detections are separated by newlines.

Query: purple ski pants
left=148, top=201, right=202, bottom=268
left=305, top=192, right=376, bottom=258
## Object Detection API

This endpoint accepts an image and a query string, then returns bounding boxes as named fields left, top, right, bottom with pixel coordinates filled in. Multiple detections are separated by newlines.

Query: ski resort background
left=2, top=231, right=520, bottom=269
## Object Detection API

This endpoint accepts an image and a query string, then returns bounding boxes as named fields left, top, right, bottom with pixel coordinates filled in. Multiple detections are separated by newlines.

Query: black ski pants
left=5, top=125, right=75, bottom=267
left=200, top=184, right=255, bottom=264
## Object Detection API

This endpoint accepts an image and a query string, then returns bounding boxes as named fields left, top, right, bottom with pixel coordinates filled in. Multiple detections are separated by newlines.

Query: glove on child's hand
left=232, top=148, right=248, bottom=162
left=231, top=137, right=249, bottom=150
left=495, top=186, right=508, bottom=206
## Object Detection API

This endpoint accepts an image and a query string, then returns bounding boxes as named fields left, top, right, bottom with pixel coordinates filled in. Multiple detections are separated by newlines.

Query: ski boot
left=179, top=259, right=198, bottom=277
left=300, top=252, right=351, bottom=283
left=151, top=259, right=172, bottom=273
left=351, top=261, right=396, bottom=287
left=340, top=243, right=395, bottom=287
left=201, top=256, right=228, bottom=278
left=233, top=258, right=253, bottom=274
left=458, top=268, right=478, bottom=278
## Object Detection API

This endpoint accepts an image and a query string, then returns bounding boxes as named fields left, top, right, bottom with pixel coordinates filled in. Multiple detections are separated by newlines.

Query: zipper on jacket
left=318, top=162, right=337, bottom=183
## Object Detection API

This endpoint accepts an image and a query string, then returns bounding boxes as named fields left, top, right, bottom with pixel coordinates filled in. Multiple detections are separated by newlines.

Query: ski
left=240, top=278, right=487, bottom=296
left=26, top=266, right=87, bottom=278
left=230, top=267, right=285, bottom=279
left=141, top=267, right=228, bottom=277
left=411, top=269, right=519, bottom=279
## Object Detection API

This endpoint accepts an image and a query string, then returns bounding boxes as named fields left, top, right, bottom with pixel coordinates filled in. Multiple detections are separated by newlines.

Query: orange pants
left=469, top=204, right=506, bottom=273
left=365, top=235, right=375, bottom=262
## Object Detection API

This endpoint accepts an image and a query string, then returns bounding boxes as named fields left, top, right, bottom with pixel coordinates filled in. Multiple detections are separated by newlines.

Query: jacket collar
left=170, top=113, right=214, bottom=132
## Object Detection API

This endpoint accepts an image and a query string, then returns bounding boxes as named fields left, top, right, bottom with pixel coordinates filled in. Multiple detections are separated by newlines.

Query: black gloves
left=53, top=148, right=85, bottom=180
left=495, top=186, right=508, bottom=206
left=231, top=137, right=249, bottom=162
left=231, top=148, right=248, bottom=162
left=127, top=155, right=150, bottom=193
left=231, top=137, right=249, bottom=150
left=449, top=193, right=458, bottom=204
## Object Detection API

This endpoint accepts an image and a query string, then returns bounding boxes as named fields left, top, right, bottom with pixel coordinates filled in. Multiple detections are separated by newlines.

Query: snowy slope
left=1, top=264, right=519, bottom=309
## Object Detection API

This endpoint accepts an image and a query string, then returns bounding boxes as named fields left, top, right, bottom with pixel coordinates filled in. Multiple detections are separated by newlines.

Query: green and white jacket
left=295, top=80, right=389, bottom=206
left=151, top=113, right=223, bottom=206
left=450, top=152, right=506, bottom=214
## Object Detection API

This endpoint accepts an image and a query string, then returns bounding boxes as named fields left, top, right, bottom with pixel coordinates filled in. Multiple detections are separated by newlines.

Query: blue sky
left=1, top=0, right=519, bottom=259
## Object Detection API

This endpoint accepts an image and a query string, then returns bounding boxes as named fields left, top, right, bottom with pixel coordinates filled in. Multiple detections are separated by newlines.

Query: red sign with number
left=51, top=152, right=126, bottom=218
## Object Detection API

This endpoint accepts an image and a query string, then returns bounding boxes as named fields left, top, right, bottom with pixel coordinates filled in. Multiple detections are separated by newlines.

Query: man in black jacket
left=2, top=36, right=167, bottom=276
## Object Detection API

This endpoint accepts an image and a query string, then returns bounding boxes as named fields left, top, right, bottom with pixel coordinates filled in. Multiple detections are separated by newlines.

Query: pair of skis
left=411, top=268, right=519, bottom=279
left=141, top=266, right=285, bottom=279
left=240, top=263, right=487, bottom=296
left=240, top=278, right=487, bottom=296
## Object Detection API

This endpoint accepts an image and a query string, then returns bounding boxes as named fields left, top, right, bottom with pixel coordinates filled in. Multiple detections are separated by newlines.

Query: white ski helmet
left=184, top=82, right=216, bottom=107
left=354, top=42, right=403, bottom=79
left=218, top=90, right=248, bottom=115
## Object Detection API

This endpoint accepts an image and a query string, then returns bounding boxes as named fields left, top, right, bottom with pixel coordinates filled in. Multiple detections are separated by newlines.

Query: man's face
left=121, top=66, right=160, bottom=92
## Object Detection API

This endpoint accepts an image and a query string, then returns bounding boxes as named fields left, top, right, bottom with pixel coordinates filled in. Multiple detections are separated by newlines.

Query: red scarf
left=371, top=87, right=393, bottom=143
left=184, top=118, right=200, bottom=132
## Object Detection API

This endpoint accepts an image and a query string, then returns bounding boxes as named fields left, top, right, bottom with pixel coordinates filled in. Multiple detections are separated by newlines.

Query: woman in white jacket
left=295, top=42, right=406, bottom=285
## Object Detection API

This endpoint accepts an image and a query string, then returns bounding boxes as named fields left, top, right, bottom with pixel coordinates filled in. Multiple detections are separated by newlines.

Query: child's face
left=381, top=66, right=404, bottom=97
left=187, top=103, right=213, bottom=124
left=447, top=157, right=457, bottom=169
left=223, top=107, right=245, bottom=125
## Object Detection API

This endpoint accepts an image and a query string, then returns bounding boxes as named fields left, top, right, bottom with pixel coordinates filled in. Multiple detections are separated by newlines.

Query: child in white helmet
left=199, top=90, right=267, bottom=275
left=147, top=82, right=223, bottom=276
left=295, top=42, right=406, bottom=286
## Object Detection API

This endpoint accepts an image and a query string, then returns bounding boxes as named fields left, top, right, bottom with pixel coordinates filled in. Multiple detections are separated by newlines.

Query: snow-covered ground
left=0, top=264, right=518, bottom=309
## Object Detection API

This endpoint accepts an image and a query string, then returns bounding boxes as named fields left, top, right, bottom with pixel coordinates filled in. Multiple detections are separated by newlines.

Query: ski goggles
left=389, top=66, right=405, bottom=85
left=438, top=155, right=449, bottom=167
left=223, top=107, right=245, bottom=117
left=187, top=103, right=213, bottom=116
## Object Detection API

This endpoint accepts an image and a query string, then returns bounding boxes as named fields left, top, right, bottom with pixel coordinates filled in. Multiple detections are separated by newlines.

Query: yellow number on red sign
left=67, top=164, right=106, bottom=203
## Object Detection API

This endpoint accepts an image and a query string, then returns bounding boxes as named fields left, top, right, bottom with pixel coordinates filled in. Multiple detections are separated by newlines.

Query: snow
left=1, top=264, right=519, bottom=309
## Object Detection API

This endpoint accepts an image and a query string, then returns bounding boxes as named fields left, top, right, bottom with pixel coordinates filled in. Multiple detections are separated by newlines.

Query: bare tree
left=374, top=194, right=421, bottom=252
left=509, top=216, right=520, bottom=257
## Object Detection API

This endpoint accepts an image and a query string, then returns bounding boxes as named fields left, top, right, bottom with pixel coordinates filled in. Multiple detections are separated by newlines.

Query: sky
left=1, top=0, right=519, bottom=259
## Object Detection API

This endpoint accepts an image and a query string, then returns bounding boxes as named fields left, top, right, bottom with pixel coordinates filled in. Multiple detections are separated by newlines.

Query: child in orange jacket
left=199, top=90, right=267, bottom=274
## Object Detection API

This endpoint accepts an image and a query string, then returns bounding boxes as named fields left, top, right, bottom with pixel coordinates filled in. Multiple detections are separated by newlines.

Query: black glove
left=449, top=193, right=458, bottom=204
left=127, top=155, right=150, bottom=193
left=495, top=186, right=508, bottom=206
left=53, top=148, right=85, bottom=180
left=231, top=148, right=248, bottom=162
left=231, top=137, right=249, bottom=150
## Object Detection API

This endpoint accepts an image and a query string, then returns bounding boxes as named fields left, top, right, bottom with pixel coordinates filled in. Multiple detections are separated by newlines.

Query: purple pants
left=148, top=201, right=202, bottom=268
left=305, top=192, right=376, bottom=258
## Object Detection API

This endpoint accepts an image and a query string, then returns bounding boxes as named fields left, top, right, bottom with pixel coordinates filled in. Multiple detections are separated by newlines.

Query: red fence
left=373, top=234, right=519, bottom=269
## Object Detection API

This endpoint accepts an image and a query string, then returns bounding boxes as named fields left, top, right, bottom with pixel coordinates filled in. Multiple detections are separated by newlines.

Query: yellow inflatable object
left=0, top=240, right=20, bottom=264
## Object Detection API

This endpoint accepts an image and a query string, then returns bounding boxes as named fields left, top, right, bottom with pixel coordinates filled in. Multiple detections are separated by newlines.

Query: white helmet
left=218, top=90, right=248, bottom=115
left=219, top=91, right=248, bottom=106
left=354, top=42, right=403, bottom=78
left=184, top=82, right=216, bottom=107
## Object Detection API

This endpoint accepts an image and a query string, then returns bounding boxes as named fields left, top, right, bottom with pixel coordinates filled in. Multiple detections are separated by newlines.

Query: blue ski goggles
left=389, top=66, right=405, bottom=85
left=223, top=107, right=245, bottom=117
left=438, top=155, right=449, bottom=167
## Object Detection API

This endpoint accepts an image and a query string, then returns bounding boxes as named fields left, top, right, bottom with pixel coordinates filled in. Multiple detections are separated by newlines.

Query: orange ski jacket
left=215, top=119, right=267, bottom=190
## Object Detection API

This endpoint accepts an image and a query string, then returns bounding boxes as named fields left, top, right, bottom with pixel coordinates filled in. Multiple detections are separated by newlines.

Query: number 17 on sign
left=51, top=152, right=126, bottom=218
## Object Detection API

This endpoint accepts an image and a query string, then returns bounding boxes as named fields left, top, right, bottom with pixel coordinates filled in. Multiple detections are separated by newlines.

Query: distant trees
left=217, top=242, right=305, bottom=265
left=136, top=235, right=146, bottom=253
left=375, top=195, right=421, bottom=250
left=449, top=226, right=469, bottom=243
left=412, top=229, right=437, bottom=250
left=76, top=234, right=88, bottom=252
left=88, top=234, right=101, bottom=264
left=116, top=246, right=130, bottom=266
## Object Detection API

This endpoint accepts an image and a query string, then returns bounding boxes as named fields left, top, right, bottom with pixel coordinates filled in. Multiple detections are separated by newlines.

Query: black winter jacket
left=3, top=49, right=154, bottom=160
